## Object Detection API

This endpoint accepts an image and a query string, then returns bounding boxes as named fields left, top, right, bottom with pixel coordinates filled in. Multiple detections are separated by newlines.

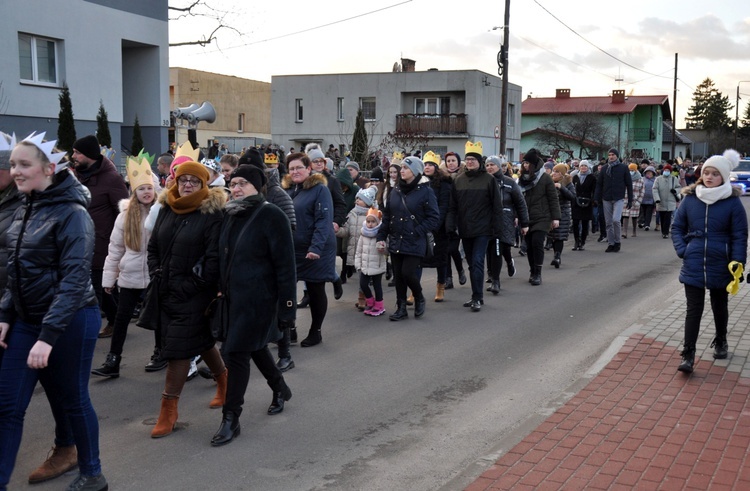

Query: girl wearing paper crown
left=355, top=207, right=387, bottom=316
left=672, top=149, right=748, bottom=374
left=92, top=151, right=160, bottom=379
left=0, top=133, right=108, bottom=490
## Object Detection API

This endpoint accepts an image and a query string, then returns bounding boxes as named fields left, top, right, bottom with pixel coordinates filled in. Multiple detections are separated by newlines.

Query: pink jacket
left=102, top=200, right=153, bottom=290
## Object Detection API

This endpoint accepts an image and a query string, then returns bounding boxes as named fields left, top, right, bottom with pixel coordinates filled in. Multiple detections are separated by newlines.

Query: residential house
left=271, top=60, right=523, bottom=166
left=0, top=0, right=170, bottom=159
left=661, top=121, right=693, bottom=161
left=169, top=67, right=271, bottom=154
left=521, top=89, right=671, bottom=161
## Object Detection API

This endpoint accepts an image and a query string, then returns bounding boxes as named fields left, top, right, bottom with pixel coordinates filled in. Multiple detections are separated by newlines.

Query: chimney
left=555, top=89, right=570, bottom=99
left=612, top=90, right=626, bottom=103
left=401, top=58, right=416, bottom=72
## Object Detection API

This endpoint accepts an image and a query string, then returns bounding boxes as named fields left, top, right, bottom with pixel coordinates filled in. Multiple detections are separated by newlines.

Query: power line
left=186, top=0, right=413, bottom=54
left=533, top=0, right=672, bottom=80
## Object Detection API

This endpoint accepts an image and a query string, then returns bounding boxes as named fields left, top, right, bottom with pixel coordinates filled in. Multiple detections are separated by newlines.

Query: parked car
left=729, top=159, right=750, bottom=195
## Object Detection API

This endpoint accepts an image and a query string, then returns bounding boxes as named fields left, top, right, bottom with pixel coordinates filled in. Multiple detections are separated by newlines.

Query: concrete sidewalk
left=463, top=279, right=750, bottom=490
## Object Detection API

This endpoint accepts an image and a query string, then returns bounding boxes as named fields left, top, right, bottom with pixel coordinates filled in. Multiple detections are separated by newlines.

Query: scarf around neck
left=361, top=222, right=380, bottom=237
left=519, top=167, right=544, bottom=192
left=695, top=183, right=732, bottom=205
left=167, top=183, right=209, bottom=214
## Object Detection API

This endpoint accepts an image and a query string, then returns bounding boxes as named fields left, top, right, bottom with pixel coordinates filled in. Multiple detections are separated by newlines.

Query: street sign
left=494, top=126, right=501, bottom=139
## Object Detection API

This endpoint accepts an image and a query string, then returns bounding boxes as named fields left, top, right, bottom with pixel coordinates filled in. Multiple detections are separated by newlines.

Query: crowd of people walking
left=0, top=127, right=747, bottom=490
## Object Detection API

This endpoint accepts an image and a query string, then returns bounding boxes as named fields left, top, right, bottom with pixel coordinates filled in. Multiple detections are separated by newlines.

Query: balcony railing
left=632, top=127, right=656, bottom=141
left=395, top=113, right=467, bottom=135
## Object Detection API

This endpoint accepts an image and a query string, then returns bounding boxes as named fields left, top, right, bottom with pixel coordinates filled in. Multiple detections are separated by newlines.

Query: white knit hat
left=703, top=149, right=740, bottom=183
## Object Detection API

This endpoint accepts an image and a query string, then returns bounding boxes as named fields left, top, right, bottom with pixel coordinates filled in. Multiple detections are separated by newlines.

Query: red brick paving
left=466, top=334, right=750, bottom=490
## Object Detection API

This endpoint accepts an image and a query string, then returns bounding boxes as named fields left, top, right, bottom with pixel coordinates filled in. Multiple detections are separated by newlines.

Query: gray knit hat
left=402, top=156, right=424, bottom=176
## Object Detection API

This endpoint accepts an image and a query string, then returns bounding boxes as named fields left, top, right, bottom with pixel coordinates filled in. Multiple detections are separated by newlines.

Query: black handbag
left=136, top=275, right=160, bottom=330
left=398, top=190, right=435, bottom=258
left=576, top=196, right=592, bottom=208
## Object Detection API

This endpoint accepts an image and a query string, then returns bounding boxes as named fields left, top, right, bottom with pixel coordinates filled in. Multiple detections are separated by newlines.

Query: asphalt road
left=10, top=215, right=700, bottom=490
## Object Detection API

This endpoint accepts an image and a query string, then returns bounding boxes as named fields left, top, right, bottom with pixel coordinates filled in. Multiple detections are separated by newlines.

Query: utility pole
left=671, top=53, right=677, bottom=160
left=498, top=0, right=510, bottom=155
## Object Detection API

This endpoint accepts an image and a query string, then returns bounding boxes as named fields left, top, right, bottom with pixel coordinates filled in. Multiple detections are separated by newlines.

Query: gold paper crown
left=423, top=151, right=440, bottom=166
left=465, top=141, right=483, bottom=156
left=392, top=151, right=405, bottom=163
left=126, top=150, right=155, bottom=190
left=264, top=153, right=279, bottom=166
left=175, top=141, right=200, bottom=162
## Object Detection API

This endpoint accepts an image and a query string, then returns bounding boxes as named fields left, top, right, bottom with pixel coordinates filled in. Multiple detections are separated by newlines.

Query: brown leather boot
left=151, top=396, right=179, bottom=438
left=406, top=294, right=414, bottom=306
left=434, top=283, right=445, bottom=302
left=210, top=369, right=228, bottom=408
left=356, top=291, right=366, bottom=311
left=28, top=445, right=77, bottom=484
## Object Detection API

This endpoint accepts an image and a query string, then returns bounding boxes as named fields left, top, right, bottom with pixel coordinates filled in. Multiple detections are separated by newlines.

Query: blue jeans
left=0, top=306, right=102, bottom=488
left=462, top=235, right=491, bottom=301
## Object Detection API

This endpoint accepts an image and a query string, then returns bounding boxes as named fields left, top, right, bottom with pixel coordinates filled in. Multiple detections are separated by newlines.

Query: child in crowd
left=356, top=208, right=387, bottom=316
left=337, top=186, right=377, bottom=309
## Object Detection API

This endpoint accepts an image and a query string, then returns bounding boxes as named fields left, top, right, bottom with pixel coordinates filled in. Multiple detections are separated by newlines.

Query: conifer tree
left=57, top=83, right=76, bottom=152
left=131, top=115, right=143, bottom=155
left=96, top=100, right=112, bottom=147
left=351, top=108, right=368, bottom=168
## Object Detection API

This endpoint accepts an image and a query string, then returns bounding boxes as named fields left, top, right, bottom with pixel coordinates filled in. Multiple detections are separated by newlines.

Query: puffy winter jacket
left=0, top=171, right=98, bottom=346
left=102, top=199, right=153, bottom=290
left=266, top=168, right=296, bottom=230
left=0, top=184, right=23, bottom=291
left=493, top=173, right=529, bottom=245
left=377, top=180, right=440, bottom=257
left=336, top=206, right=368, bottom=265
left=672, top=188, right=748, bottom=289
left=548, top=176, right=576, bottom=241
left=355, top=234, right=387, bottom=276
left=653, top=174, right=681, bottom=212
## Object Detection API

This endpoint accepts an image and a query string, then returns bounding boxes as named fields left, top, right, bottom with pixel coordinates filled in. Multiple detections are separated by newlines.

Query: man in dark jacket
left=72, top=134, right=130, bottom=337
left=594, top=148, right=633, bottom=253
left=445, top=142, right=503, bottom=311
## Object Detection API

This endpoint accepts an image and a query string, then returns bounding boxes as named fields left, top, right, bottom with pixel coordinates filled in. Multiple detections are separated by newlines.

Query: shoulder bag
left=398, top=189, right=435, bottom=259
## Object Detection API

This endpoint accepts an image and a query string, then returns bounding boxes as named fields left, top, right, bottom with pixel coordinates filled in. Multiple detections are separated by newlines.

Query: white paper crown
left=0, top=132, right=17, bottom=151
left=22, top=132, right=69, bottom=173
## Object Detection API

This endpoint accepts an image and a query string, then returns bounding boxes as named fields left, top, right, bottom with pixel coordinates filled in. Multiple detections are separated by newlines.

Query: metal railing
left=395, top=113, right=468, bottom=134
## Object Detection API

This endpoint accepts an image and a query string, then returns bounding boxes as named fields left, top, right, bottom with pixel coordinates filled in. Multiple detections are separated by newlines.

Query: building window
left=295, top=98, right=303, bottom=123
left=337, top=97, right=344, bottom=121
left=415, top=97, right=450, bottom=115
left=238, top=113, right=245, bottom=133
left=506, top=148, right=514, bottom=162
left=507, top=103, right=515, bottom=126
left=18, top=33, right=58, bottom=85
left=360, top=97, right=376, bottom=121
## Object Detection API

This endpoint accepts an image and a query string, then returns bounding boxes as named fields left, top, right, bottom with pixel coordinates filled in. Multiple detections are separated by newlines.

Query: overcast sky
left=168, top=0, right=750, bottom=128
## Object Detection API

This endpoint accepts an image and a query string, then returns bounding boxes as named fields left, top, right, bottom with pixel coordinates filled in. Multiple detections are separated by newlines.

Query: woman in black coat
left=210, top=165, right=297, bottom=446
left=147, top=161, right=228, bottom=439
left=376, top=157, right=440, bottom=321
left=548, top=164, right=576, bottom=268
left=571, top=160, right=596, bottom=250
left=422, top=155, right=453, bottom=302
left=518, top=149, right=560, bottom=286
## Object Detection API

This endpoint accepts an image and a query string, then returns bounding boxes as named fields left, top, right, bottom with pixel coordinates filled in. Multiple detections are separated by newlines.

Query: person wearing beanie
left=543, top=161, right=554, bottom=174
left=376, top=154, right=440, bottom=321
left=652, top=162, right=681, bottom=239
left=337, top=186, right=377, bottom=310
left=213, top=157, right=296, bottom=445
left=622, top=161, right=645, bottom=238
left=202, top=158, right=227, bottom=191
left=146, top=157, right=228, bottom=439
left=355, top=206, right=388, bottom=316
left=518, top=148, right=561, bottom=285
left=72, top=134, right=130, bottom=338
left=571, top=159, right=596, bottom=251
left=594, top=148, right=633, bottom=252
left=672, top=149, right=748, bottom=374
left=445, top=142, right=503, bottom=311
left=346, top=161, right=369, bottom=189
left=638, top=165, right=658, bottom=230
left=239, top=147, right=265, bottom=171
left=547, top=163, right=575, bottom=269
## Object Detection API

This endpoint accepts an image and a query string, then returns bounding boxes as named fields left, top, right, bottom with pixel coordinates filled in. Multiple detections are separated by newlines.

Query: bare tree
left=379, top=128, right=431, bottom=157
left=535, top=111, right=613, bottom=160
left=169, top=0, right=243, bottom=47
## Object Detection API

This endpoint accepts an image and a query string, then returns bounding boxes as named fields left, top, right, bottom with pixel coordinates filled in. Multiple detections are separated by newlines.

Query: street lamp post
left=735, top=81, right=750, bottom=149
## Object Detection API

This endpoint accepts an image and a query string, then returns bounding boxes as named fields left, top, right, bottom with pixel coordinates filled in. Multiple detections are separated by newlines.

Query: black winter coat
left=265, top=168, right=296, bottom=230
left=493, top=173, right=529, bottom=245
left=147, top=187, right=226, bottom=359
left=594, top=160, right=633, bottom=205
left=446, top=169, right=503, bottom=238
left=572, top=173, right=596, bottom=220
left=0, top=171, right=98, bottom=346
left=219, top=197, right=297, bottom=353
left=520, top=170, right=561, bottom=233
left=548, top=176, right=576, bottom=241
left=320, top=170, right=347, bottom=226
left=377, top=179, right=440, bottom=257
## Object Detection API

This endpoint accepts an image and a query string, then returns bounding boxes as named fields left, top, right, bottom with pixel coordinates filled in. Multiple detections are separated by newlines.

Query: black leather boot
left=712, top=337, right=729, bottom=359
left=297, top=290, right=309, bottom=309
left=414, top=294, right=426, bottom=318
left=444, top=277, right=454, bottom=289
left=530, top=266, right=542, bottom=286
left=268, top=378, right=292, bottom=415
left=300, top=328, right=322, bottom=347
left=678, top=348, right=695, bottom=374
left=91, top=353, right=120, bottom=378
left=487, top=280, right=500, bottom=294
left=551, top=252, right=561, bottom=268
left=389, top=301, right=408, bottom=321
left=211, top=411, right=240, bottom=446
left=276, top=327, right=294, bottom=372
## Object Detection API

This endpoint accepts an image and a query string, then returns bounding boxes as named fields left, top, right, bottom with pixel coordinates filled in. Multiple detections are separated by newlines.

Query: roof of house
left=522, top=94, right=671, bottom=120
left=661, top=121, right=693, bottom=144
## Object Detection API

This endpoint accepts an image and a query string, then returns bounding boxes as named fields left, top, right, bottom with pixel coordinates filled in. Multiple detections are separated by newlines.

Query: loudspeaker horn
left=187, top=101, right=216, bottom=125
left=171, top=103, right=199, bottom=121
